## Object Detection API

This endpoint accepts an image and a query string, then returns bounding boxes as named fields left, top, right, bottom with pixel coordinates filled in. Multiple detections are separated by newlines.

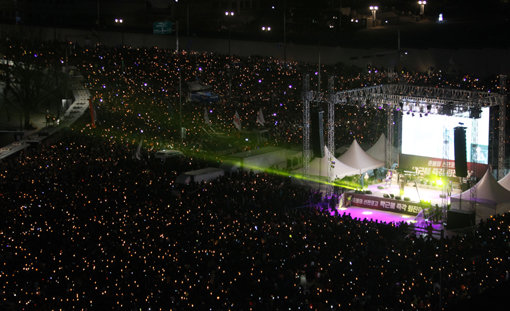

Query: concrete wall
left=2, top=23, right=510, bottom=77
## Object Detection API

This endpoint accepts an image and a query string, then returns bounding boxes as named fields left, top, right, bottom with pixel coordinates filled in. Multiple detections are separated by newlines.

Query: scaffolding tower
left=308, top=84, right=506, bottom=178
left=302, top=74, right=311, bottom=176
left=385, top=107, right=394, bottom=168
left=470, top=117, right=478, bottom=210
left=498, top=75, right=507, bottom=180
left=442, top=127, right=450, bottom=211
left=326, top=76, right=335, bottom=195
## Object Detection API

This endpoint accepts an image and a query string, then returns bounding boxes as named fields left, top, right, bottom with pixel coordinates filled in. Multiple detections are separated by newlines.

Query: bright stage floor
left=365, top=181, right=462, bottom=207
left=335, top=205, right=416, bottom=224
left=332, top=205, right=446, bottom=239
left=327, top=181, right=456, bottom=238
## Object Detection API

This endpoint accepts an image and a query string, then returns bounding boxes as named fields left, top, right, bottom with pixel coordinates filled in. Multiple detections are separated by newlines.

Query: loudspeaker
left=311, top=108, right=324, bottom=158
left=447, top=209, right=475, bottom=229
left=454, top=126, right=467, bottom=177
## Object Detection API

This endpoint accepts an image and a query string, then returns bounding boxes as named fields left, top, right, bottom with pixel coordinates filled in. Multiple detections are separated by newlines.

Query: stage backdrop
left=401, top=107, right=489, bottom=162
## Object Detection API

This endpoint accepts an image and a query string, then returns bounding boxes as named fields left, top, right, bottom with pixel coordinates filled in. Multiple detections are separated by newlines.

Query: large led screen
left=401, top=107, right=489, bottom=164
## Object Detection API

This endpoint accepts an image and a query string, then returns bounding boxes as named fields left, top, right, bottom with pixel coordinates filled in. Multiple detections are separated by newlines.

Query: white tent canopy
left=366, top=133, right=398, bottom=164
left=451, top=169, right=510, bottom=220
left=293, top=146, right=358, bottom=181
left=187, top=81, right=211, bottom=92
left=498, top=171, right=510, bottom=191
left=337, top=139, right=385, bottom=172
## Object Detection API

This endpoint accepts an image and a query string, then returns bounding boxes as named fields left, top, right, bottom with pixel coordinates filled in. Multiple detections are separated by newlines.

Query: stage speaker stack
left=311, top=108, right=325, bottom=158
left=447, top=209, right=475, bottom=229
left=454, top=126, right=467, bottom=177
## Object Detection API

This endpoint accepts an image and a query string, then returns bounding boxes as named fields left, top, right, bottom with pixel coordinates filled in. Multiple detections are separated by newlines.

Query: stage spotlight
left=412, top=113, right=415, bottom=117
left=427, top=104, right=432, bottom=111
left=407, top=111, right=410, bottom=115
left=419, top=113, right=423, bottom=117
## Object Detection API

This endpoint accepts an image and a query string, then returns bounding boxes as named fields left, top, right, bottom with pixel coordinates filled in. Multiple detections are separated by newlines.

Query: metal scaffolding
left=498, top=75, right=507, bottom=180
left=385, top=108, right=394, bottom=168
left=327, top=77, right=335, bottom=162
left=326, top=77, right=335, bottom=194
left=302, top=74, right=311, bottom=176
left=442, top=126, right=450, bottom=210
left=470, top=118, right=478, bottom=211
left=304, top=83, right=506, bottom=176
left=329, top=84, right=503, bottom=108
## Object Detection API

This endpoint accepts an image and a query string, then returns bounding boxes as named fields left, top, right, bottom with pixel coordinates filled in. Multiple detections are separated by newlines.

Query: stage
left=334, top=205, right=416, bottom=224
left=327, top=180, right=459, bottom=238
left=332, top=205, right=446, bottom=239
left=365, top=179, right=462, bottom=207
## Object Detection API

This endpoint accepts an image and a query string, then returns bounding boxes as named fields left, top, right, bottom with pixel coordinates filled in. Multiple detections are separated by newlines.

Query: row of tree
left=0, top=39, right=71, bottom=129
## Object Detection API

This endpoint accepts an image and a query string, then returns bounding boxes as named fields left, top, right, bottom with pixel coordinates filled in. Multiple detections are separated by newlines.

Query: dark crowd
left=0, top=38, right=509, bottom=310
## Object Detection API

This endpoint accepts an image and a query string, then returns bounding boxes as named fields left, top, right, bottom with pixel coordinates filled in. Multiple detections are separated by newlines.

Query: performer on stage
left=385, top=170, right=392, bottom=187
left=399, top=173, right=406, bottom=196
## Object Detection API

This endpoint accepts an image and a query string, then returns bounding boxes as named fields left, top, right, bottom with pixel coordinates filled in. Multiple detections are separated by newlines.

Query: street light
left=224, top=11, right=235, bottom=56
left=114, top=18, right=124, bottom=46
left=224, top=10, right=235, bottom=105
left=261, top=26, right=271, bottom=31
left=369, top=6, right=378, bottom=26
left=418, top=1, right=427, bottom=16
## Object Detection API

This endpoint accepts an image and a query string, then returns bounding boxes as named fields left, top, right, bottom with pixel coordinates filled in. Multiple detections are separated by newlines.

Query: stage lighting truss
left=326, top=84, right=505, bottom=118
left=303, top=81, right=507, bottom=178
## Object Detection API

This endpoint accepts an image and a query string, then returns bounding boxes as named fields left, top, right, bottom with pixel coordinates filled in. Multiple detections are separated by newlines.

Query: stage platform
left=332, top=205, right=446, bottom=239
left=335, top=206, right=416, bottom=224
left=364, top=181, right=462, bottom=207
left=330, top=181, right=460, bottom=238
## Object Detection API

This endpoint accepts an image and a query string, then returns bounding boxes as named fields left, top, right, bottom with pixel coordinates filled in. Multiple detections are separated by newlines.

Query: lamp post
left=418, top=1, right=427, bottom=16
left=225, top=11, right=235, bottom=105
left=225, top=11, right=235, bottom=56
left=114, top=18, right=124, bottom=46
left=369, top=6, right=378, bottom=26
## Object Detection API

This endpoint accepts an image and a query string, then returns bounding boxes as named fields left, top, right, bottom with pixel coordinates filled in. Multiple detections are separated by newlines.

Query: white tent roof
left=293, top=146, right=358, bottom=181
left=187, top=81, right=211, bottom=92
left=337, top=139, right=385, bottom=172
left=366, top=133, right=398, bottom=163
left=452, top=169, right=510, bottom=205
left=451, top=169, right=510, bottom=220
left=498, top=171, right=510, bottom=191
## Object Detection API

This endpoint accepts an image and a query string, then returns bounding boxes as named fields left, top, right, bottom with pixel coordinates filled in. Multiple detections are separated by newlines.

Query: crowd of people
left=1, top=38, right=509, bottom=310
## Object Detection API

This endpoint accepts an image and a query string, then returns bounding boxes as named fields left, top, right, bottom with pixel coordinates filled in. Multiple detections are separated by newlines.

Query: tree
left=3, top=62, right=64, bottom=129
